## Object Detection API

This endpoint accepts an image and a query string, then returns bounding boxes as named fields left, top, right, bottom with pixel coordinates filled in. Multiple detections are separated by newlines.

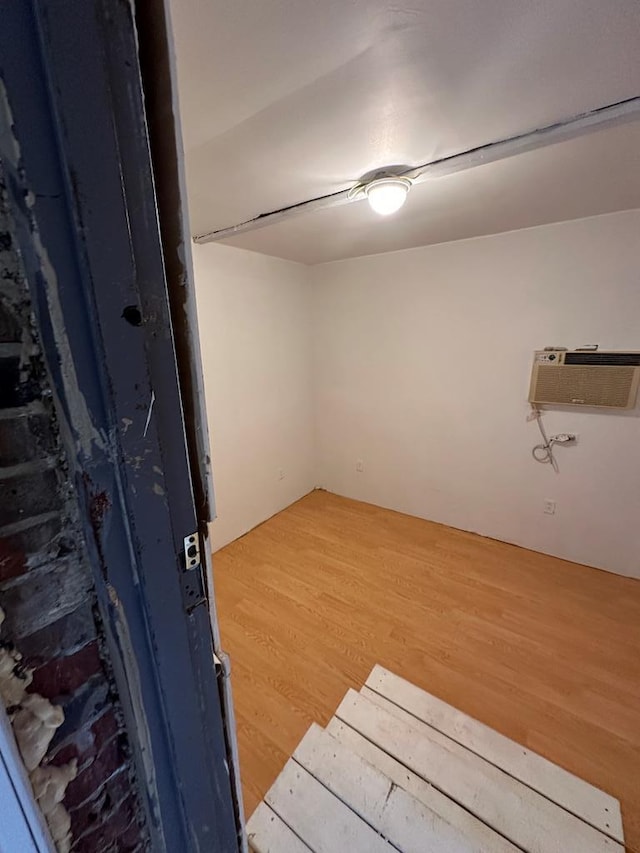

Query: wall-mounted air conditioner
left=528, top=350, right=640, bottom=409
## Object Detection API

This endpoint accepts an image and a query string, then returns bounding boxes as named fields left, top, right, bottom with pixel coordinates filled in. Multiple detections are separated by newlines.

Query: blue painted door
left=0, top=1, right=242, bottom=850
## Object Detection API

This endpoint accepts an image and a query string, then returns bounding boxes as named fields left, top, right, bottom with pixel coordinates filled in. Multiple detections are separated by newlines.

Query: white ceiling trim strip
left=193, top=96, right=640, bottom=245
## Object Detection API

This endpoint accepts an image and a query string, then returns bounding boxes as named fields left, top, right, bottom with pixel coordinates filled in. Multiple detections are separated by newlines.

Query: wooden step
left=247, top=803, right=311, bottom=853
left=325, top=716, right=518, bottom=852
left=337, top=688, right=621, bottom=853
left=294, top=722, right=501, bottom=852
left=263, top=756, right=393, bottom=853
left=247, top=665, right=625, bottom=852
left=365, top=665, right=623, bottom=842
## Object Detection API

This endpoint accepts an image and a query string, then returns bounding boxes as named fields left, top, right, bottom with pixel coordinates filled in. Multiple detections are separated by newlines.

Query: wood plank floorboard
left=212, top=490, right=640, bottom=850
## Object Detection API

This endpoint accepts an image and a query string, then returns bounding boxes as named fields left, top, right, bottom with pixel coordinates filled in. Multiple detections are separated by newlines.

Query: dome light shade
left=364, top=177, right=411, bottom=215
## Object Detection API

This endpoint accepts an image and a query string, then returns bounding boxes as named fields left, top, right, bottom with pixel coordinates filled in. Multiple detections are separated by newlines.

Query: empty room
left=171, top=1, right=640, bottom=849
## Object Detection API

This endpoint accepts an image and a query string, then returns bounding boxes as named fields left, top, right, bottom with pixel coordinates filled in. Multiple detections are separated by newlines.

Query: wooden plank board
left=325, top=717, right=520, bottom=853
left=295, top=723, right=496, bottom=853
left=337, top=689, right=623, bottom=853
left=366, top=665, right=623, bottom=843
left=247, top=802, right=312, bottom=853
left=264, top=757, right=394, bottom=853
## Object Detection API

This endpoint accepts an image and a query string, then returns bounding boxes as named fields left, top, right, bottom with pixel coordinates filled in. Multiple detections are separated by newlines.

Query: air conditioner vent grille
left=564, top=352, right=640, bottom=366
left=533, top=365, right=635, bottom=407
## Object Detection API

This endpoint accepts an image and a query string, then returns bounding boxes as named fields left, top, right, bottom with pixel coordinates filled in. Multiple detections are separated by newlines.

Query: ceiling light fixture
left=364, top=176, right=412, bottom=216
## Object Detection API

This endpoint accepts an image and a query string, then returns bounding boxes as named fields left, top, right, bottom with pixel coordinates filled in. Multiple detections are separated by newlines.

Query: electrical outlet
left=356, top=459, right=364, bottom=473
left=543, top=499, right=556, bottom=515
left=277, top=468, right=285, bottom=481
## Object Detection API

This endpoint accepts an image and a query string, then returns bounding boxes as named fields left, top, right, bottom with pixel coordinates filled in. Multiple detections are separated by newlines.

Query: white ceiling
left=170, top=0, right=640, bottom=264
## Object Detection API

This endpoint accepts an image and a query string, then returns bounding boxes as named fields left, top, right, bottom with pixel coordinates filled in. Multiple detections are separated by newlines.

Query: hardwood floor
left=213, top=490, right=640, bottom=851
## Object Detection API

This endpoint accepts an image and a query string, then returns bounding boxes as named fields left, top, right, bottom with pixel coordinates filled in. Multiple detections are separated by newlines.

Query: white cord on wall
left=529, top=407, right=576, bottom=471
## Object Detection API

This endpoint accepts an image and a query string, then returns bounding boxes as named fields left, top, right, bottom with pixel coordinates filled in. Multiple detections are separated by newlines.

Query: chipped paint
left=0, top=80, right=20, bottom=168
left=88, top=489, right=111, bottom=532
left=143, top=390, right=155, bottom=437
left=30, top=227, right=106, bottom=459
left=152, top=482, right=165, bottom=496
left=124, top=446, right=154, bottom=472
left=110, top=589, right=165, bottom=848
left=0, top=82, right=104, bottom=460
left=80, top=471, right=113, bottom=581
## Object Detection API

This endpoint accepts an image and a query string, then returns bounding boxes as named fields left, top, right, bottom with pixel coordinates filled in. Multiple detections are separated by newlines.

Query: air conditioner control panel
left=534, top=351, right=564, bottom=364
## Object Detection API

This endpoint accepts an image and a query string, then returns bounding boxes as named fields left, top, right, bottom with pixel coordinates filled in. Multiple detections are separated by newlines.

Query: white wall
left=194, top=243, right=315, bottom=551
left=313, top=210, right=640, bottom=578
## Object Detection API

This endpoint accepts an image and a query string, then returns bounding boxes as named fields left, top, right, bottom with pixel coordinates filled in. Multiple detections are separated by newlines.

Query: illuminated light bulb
left=364, top=177, right=411, bottom=215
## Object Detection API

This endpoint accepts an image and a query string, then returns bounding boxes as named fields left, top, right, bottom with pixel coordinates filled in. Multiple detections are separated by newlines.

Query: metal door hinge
left=214, top=651, right=231, bottom=681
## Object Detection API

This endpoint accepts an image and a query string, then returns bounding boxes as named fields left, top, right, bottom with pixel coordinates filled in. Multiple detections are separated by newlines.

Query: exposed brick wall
left=0, top=175, right=148, bottom=851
